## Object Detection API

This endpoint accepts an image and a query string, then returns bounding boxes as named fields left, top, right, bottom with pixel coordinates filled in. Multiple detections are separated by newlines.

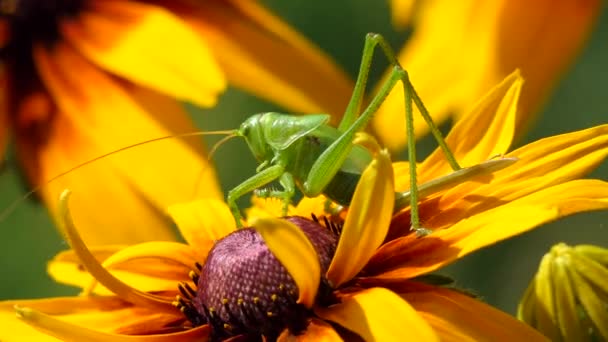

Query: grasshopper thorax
left=237, top=112, right=331, bottom=163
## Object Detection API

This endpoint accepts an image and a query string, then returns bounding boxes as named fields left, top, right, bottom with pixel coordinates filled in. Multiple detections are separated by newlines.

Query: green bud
left=518, top=243, right=608, bottom=341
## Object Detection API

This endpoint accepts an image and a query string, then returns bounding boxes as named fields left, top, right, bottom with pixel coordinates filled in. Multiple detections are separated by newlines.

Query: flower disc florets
left=185, top=216, right=338, bottom=340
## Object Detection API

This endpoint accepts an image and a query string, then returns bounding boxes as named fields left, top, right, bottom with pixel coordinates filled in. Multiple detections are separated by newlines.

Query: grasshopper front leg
left=227, top=164, right=286, bottom=227
left=254, top=172, right=295, bottom=216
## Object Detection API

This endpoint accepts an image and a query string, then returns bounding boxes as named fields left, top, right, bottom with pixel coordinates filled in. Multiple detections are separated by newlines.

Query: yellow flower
left=0, top=0, right=352, bottom=245
left=518, top=243, right=608, bottom=341
left=377, top=0, right=602, bottom=150
left=0, top=149, right=543, bottom=340
left=361, top=71, right=608, bottom=286
left=6, top=71, right=605, bottom=340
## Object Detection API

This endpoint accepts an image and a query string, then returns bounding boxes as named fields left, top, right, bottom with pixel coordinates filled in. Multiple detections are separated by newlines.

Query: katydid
left=226, top=33, right=516, bottom=234
left=0, top=33, right=516, bottom=236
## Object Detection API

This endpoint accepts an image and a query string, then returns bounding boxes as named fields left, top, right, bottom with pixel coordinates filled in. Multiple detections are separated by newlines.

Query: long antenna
left=0, top=130, right=236, bottom=222
left=191, top=133, right=238, bottom=199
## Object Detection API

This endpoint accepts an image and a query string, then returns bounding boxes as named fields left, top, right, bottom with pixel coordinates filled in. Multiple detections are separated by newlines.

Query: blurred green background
left=1, top=1, right=607, bottom=317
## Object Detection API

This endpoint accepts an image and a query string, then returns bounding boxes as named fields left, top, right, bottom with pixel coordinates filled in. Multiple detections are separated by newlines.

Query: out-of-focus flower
left=389, top=0, right=417, bottom=30
left=518, top=243, right=608, bottom=341
left=0, top=0, right=352, bottom=245
left=377, top=0, right=601, bottom=150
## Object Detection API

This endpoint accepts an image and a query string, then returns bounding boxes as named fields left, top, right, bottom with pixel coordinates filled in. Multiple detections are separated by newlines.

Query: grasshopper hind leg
left=346, top=34, right=464, bottom=236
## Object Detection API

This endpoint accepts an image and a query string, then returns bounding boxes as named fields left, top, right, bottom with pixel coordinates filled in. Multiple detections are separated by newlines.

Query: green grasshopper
left=0, top=34, right=515, bottom=235
left=226, top=33, right=516, bottom=234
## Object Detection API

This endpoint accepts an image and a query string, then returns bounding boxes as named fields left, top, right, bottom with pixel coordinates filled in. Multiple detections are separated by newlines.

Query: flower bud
left=518, top=243, right=608, bottom=341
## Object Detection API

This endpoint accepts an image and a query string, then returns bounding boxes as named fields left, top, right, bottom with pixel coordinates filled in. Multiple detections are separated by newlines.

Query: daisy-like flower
left=518, top=243, right=608, bottom=341
left=0, top=144, right=544, bottom=341
left=0, top=0, right=352, bottom=245
left=376, top=0, right=602, bottom=150
left=3, top=70, right=607, bottom=340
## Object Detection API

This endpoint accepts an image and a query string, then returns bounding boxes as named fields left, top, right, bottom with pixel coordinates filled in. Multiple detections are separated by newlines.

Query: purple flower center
left=180, top=216, right=338, bottom=341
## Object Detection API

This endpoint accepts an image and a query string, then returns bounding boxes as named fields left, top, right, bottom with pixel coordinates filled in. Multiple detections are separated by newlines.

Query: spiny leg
left=253, top=172, right=295, bottom=216
left=306, top=33, right=464, bottom=234
left=227, top=164, right=286, bottom=227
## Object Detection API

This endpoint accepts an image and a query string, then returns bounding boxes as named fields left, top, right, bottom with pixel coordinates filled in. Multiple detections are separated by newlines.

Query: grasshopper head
left=237, top=113, right=272, bottom=162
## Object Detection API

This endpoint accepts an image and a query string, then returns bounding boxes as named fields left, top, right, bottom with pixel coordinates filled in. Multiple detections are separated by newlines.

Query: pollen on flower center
left=176, top=216, right=338, bottom=341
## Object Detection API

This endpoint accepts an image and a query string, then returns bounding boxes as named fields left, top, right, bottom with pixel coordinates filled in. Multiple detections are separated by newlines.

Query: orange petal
left=419, top=71, right=522, bottom=182
left=1, top=296, right=189, bottom=339
left=278, top=318, right=342, bottom=341
left=373, top=0, right=601, bottom=150
left=251, top=217, right=320, bottom=308
left=167, top=198, right=236, bottom=252
left=369, top=179, right=608, bottom=278
left=57, top=190, right=176, bottom=310
left=402, top=287, right=548, bottom=341
left=175, top=0, right=353, bottom=116
left=315, top=287, right=438, bottom=341
left=437, top=124, right=608, bottom=215
left=326, top=147, right=394, bottom=287
left=29, top=41, right=221, bottom=245
left=61, top=0, right=225, bottom=108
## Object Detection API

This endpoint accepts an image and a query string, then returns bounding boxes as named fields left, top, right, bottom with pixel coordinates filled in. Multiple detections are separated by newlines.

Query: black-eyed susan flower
left=0, top=0, right=352, bottom=245
left=376, top=0, right=602, bottom=150
left=518, top=243, right=608, bottom=341
left=0, top=139, right=544, bottom=340
left=2, top=70, right=607, bottom=340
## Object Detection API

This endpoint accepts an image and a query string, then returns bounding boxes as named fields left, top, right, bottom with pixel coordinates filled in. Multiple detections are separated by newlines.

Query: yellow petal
left=419, top=71, right=522, bottom=181
left=0, top=302, right=61, bottom=341
left=293, top=196, right=333, bottom=219
left=374, top=0, right=601, bottom=150
left=390, top=0, right=418, bottom=30
left=315, top=287, right=438, bottom=341
left=427, top=124, right=608, bottom=229
left=1, top=296, right=188, bottom=339
left=403, top=287, right=548, bottom=341
left=15, top=305, right=209, bottom=341
left=278, top=318, right=342, bottom=341
left=167, top=198, right=236, bottom=251
left=61, top=0, right=225, bottom=107
left=57, top=190, right=176, bottom=310
left=533, top=254, right=561, bottom=340
left=245, top=196, right=291, bottom=222
left=176, top=0, right=353, bottom=116
left=568, top=257, right=608, bottom=339
left=326, top=147, right=394, bottom=287
left=30, top=41, right=221, bottom=245
left=80, top=241, right=199, bottom=295
left=552, top=255, right=584, bottom=341
left=251, top=217, right=320, bottom=308
left=369, top=179, right=608, bottom=278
